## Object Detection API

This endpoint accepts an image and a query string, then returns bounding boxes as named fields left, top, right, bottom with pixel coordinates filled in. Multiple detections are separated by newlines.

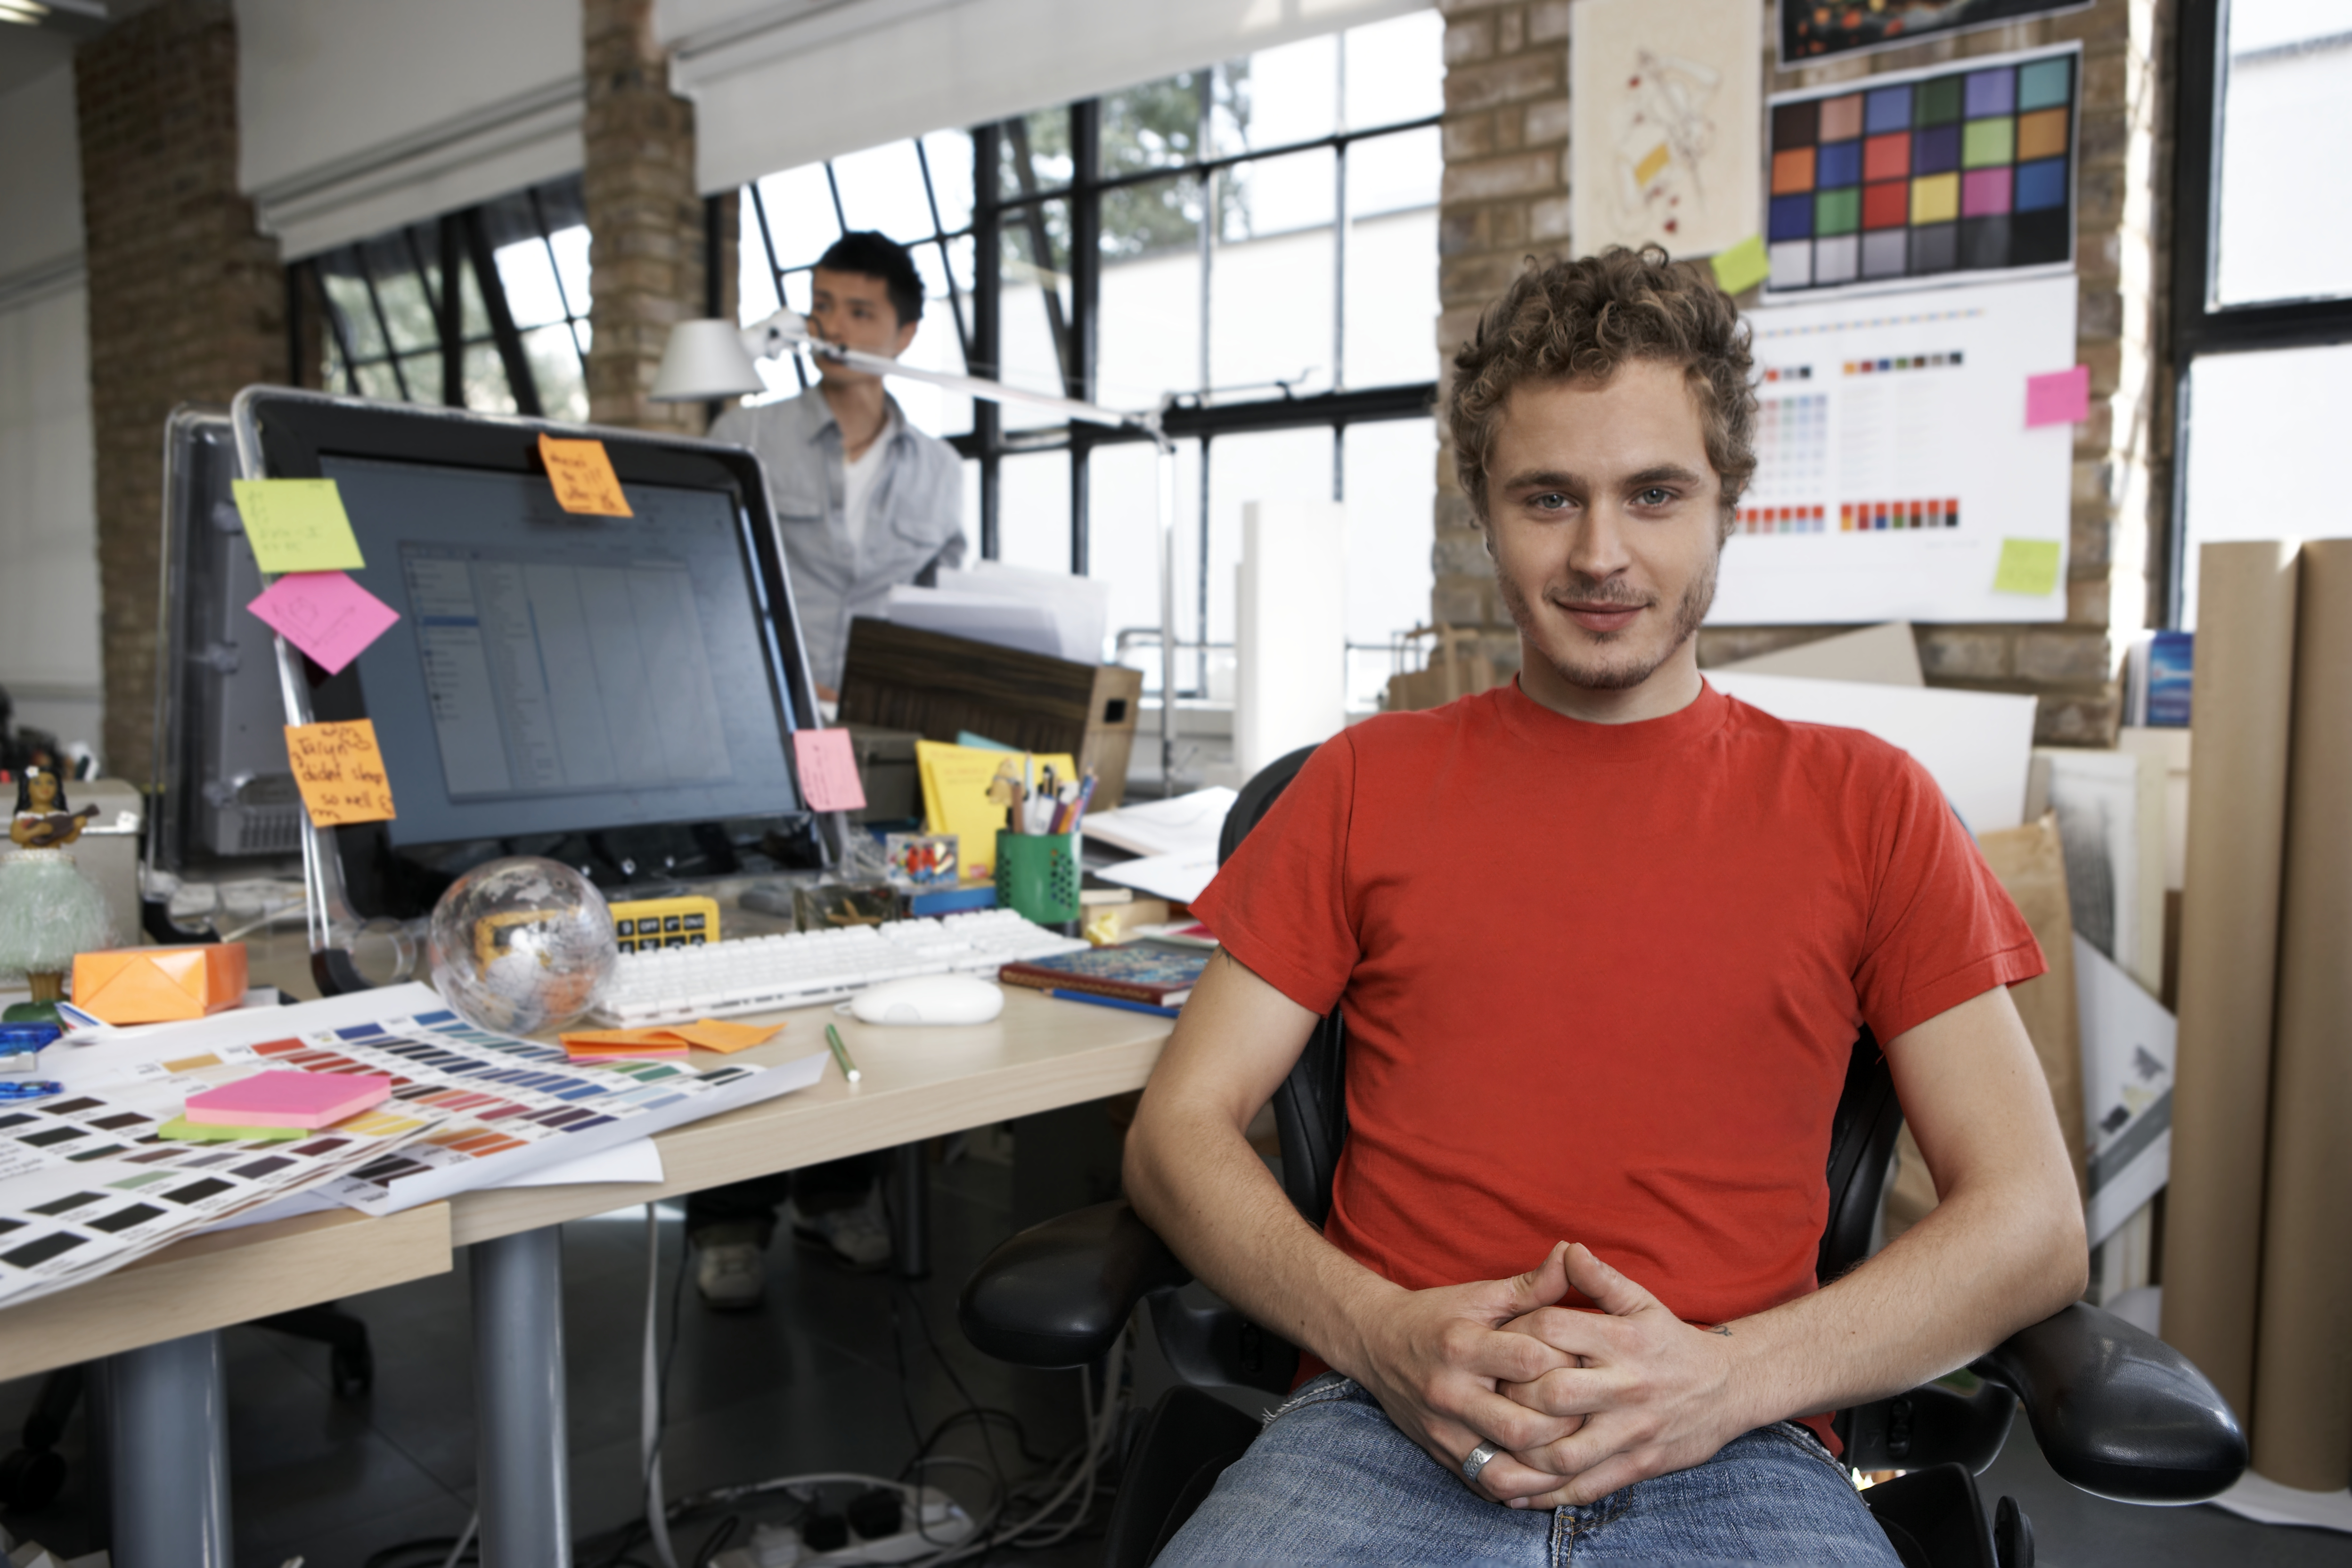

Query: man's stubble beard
left=1490, top=535, right=1722, bottom=693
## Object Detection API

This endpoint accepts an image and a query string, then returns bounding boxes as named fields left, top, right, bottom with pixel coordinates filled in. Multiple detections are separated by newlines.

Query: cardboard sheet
left=1710, top=622, right=1923, bottom=686
left=2161, top=540, right=2302, bottom=1425
left=2251, top=538, right=2352, bottom=1485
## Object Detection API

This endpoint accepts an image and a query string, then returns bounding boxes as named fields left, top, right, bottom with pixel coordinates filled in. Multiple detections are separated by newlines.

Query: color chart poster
left=1569, top=0, right=1761, bottom=259
left=1708, top=272, right=2076, bottom=626
left=1764, top=45, right=2078, bottom=299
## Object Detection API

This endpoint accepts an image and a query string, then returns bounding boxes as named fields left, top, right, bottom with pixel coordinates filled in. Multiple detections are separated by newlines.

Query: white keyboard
left=595, top=908, right=1092, bottom=1025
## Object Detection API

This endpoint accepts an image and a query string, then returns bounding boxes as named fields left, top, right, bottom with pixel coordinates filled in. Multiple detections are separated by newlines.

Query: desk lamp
left=652, top=314, right=1188, bottom=792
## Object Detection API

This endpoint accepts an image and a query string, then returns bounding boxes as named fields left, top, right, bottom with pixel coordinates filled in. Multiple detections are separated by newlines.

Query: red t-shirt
left=1191, top=679, right=2044, bottom=1436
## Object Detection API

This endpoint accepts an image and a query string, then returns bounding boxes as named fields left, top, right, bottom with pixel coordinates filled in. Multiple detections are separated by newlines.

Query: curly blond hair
left=1447, top=245, right=1756, bottom=535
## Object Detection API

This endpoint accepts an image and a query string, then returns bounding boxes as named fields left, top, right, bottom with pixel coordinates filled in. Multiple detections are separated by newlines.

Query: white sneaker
left=787, top=1188, right=893, bottom=1273
left=694, top=1239, right=766, bottom=1309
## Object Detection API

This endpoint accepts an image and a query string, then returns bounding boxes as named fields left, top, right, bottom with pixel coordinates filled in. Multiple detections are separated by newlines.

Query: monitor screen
left=321, top=454, right=803, bottom=848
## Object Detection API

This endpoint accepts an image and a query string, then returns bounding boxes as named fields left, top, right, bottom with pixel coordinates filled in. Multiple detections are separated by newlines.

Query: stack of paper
left=1080, top=787, right=1240, bottom=907
left=560, top=1019, right=779, bottom=1061
left=889, top=561, right=1112, bottom=664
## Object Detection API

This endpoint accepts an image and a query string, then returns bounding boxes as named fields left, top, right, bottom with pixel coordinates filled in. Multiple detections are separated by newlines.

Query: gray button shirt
left=711, top=388, right=966, bottom=689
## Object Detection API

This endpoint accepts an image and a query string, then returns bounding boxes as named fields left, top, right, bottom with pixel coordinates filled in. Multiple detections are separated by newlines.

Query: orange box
left=70, top=944, right=249, bottom=1025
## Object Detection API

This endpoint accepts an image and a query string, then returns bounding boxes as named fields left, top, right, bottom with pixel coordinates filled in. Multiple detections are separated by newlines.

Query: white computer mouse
left=849, top=976, right=1004, bottom=1027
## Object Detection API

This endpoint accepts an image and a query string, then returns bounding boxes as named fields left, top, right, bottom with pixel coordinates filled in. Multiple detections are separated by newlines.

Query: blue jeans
left=1156, top=1374, right=1900, bottom=1567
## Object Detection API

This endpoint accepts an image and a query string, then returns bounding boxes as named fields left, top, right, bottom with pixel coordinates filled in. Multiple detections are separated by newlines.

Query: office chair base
left=1863, top=1462, right=2032, bottom=1568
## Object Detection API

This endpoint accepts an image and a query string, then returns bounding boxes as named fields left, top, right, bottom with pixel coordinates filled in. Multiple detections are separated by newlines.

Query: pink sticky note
left=2025, top=366, right=2091, bottom=428
left=184, top=1070, right=392, bottom=1128
left=792, top=728, right=868, bottom=812
left=247, top=571, right=400, bottom=676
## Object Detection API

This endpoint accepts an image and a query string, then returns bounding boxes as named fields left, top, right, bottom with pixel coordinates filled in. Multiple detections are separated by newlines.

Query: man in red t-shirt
left=1128, top=247, right=2086, bottom=1566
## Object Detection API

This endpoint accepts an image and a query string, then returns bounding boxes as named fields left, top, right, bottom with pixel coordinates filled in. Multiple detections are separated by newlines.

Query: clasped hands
left=1349, top=1241, right=1756, bottom=1510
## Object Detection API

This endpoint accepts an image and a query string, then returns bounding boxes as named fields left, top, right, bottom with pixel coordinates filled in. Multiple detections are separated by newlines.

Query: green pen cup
left=994, top=832, right=1081, bottom=925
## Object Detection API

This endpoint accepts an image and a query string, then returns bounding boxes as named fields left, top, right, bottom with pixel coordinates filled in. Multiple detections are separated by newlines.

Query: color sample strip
left=1765, top=50, right=2074, bottom=293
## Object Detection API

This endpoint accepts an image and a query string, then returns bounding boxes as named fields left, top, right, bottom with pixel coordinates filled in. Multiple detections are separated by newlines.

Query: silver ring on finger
left=1461, top=1439, right=1503, bottom=1484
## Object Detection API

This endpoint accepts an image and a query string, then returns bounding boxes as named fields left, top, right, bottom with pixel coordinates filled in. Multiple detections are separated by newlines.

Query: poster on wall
left=1569, top=0, right=1761, bottom=260
left=1764, top=43, right=2079, bottom=299
left=1783, top=0, right=2092, bottom=64
left=1707, top=271, right=2076, bottom=625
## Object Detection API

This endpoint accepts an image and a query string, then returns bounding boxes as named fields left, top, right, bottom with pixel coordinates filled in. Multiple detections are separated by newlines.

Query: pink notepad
left=184, top=1071, right=393, bottom=1129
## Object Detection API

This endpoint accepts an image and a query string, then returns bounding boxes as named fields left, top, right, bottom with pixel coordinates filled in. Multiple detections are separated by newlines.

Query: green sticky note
left=156, top=1115, right=306, bottom=1143
left=231, top=478, right=366, bottom=573
left=1710, top=234, right=1771, bottom=296
left=1993, top=538, right=2062, bottom=597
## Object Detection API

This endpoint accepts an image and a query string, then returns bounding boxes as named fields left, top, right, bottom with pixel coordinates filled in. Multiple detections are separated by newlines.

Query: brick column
left=75, top=0, right=284, bottom=782
left=1433, top=0, right=2169, bottom=746
left=582, top=0, right=710, bottom=433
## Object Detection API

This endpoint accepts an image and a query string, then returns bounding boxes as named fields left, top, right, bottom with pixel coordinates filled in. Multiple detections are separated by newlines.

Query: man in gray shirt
left=713, top=230, right=966, bottom=697
left=694, top=233, right=964, bottom=1304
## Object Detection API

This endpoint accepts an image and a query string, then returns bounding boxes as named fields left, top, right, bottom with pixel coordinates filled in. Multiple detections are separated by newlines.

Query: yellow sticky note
left=284, top=719, right=397, bottom=826
left=1993, top=538, right=2062, bottom=597
left=539, top=435, right=634, bottom=516
left=1710, top=234, right=1771, bottom=297
left=231, top=479, right=366, bottom=573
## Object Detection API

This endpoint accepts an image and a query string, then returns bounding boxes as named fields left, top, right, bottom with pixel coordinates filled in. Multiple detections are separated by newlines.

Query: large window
left=2169, top=0, right=2352, bottom=626
left=296, top=176, right=597, bottom=424
left=735, top=10, right=1446, bottom=703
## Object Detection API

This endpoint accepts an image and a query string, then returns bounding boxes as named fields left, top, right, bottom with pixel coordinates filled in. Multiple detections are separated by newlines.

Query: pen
left=825, top=1021, right=862, bottom=1084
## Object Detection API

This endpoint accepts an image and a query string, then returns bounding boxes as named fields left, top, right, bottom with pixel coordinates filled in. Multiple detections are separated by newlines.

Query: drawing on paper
left=1570, top=0, right=1759, bottom=260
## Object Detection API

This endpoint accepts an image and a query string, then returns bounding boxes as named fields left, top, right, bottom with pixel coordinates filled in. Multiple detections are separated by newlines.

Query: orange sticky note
left=670, top=1019, right=779, bottom=1054
left=284, top=719, right=397, bottom=826
left=538, top=435, right=633, bottom=516
left=792, top=729, right=867, bottom=812
left=72, top=944, right=249, bottom=1025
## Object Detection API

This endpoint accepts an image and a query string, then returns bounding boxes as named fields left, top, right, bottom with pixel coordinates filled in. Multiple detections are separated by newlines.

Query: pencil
left=825, top=1021, right=862, bottom=1084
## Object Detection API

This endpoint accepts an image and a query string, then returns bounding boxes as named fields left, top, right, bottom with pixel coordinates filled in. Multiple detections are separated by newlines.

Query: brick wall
left=582, top=0, right=710, bottom=433
left=75, top=0, right=285, bottom=782
left=1434, top=0, right=2170, bottom=745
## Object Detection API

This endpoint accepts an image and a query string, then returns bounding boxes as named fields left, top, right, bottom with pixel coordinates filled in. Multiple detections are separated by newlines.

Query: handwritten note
left=284, top=719, right=397, bottom=826
left=538, top=435, right=634, bottom=516
left=246, top=571, right=400, bottom=676
left=792, top=729, right=868, bottom=812
left=231, top=479, right=366, bottom=573
left=1993, top=538, right=2062, bottom=597
left=1709, top=234, right=1771, bottom=297
left=2025, top=366, right=2091, bottom=428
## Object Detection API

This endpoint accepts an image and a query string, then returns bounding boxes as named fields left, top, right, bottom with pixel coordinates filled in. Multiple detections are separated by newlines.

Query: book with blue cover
left=997, top=939, right=1209, bottom=1005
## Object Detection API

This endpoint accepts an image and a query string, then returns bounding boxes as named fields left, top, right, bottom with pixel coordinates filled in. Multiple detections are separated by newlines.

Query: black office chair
left=961, top=746, right=2247, bottom=1568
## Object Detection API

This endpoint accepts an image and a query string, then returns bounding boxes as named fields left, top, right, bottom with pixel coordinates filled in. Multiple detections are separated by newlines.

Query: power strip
left=711, top=1486, right=976, bottom=1567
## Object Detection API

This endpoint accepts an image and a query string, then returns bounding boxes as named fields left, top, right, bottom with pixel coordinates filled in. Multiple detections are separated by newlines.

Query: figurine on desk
left=9, top=769, right=98, bottom=849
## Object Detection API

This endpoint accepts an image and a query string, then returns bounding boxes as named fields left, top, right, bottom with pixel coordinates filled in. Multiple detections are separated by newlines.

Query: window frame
left=2165, top=0, right=2352, bottom=624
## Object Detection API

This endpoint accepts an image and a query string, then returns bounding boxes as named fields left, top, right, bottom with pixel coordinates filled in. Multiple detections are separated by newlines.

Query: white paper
left=939, top=560, right=1111, bottom=664
left=1080, top=788, right=1237, bottom=860
left=1706, top=671, right=2037, bottom=832
left=2209, top=1471, right=2352, bottom=1533
left=496, top=1136, right=665, bottom=1187
left=2074, top=934, right=2174, bottom=1248
left=1569, top=0, right=1761, bottom=259
left=1092, top=850, right=1221, bottom=906
left=883, top=586, right=1063, bottom=660
left=1712, top=274, right=2076, bottom=626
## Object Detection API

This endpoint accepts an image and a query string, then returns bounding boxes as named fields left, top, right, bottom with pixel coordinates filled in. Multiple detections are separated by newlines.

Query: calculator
left=609, top=895, right=720, bottom=954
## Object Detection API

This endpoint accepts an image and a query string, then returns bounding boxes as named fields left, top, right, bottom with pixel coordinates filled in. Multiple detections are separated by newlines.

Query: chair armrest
left=959, top=1200, right=1192, bottom=1369
left=1970, top=1301, right=2247, bottom=1503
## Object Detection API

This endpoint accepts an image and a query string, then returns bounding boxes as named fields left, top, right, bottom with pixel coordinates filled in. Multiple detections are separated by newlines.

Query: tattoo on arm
left=1711, top=1326, right=1732, bottom=1337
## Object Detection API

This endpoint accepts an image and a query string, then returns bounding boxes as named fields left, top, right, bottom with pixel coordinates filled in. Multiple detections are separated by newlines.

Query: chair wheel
left=0, top=1446, right=66, bottom=1512
left=330, top=1340, right=374, bottom=1398
left=1994, top=1494, right=2034, bottom=1568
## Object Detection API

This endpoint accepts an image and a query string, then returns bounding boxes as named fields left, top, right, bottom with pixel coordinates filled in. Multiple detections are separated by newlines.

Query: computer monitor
left=230, top=388, right=834, bottom=991
left=146, top=407, right=305, bottom=888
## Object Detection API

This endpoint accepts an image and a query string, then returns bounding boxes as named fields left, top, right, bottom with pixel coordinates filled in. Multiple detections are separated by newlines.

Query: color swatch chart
left=0, top=1070, right=443, bottom=1310
left=1764, top=46, right=2076, bottom=294
left=302, top=1009, right=825, bottom=1216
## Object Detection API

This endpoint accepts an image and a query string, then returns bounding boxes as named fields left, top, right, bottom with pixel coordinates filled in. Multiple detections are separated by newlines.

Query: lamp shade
left=650, top=319, right=767, bottom=401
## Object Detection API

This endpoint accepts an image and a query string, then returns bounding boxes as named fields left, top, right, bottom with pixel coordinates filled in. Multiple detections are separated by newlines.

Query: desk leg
left=892, top=1141, right=929, bottom=1281
left=474, top=1227, right=571, bottom=1567
left=104, top=1330, right=231, bottom=1568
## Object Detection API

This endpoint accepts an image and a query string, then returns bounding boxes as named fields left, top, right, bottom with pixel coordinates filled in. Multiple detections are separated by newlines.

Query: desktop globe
left=426, top=857, right=618, bottom=1035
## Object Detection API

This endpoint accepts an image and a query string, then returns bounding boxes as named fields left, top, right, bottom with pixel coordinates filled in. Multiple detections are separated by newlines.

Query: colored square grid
left=1914, top=76, right=1963, bottom=126
left=1820, top=94, right=1864, bottom=141
left=1965, top=68, right=2015, bottom=117
left=1911, top=173, right=1959, bottom=224
left=1771, top=193, right=1815, bottom=241
left=2017, top=107, right=2069, bottom=161
left=1815, top=187, right=1861, bottom=235
left=1817, top=140, right=1862, bottom=188
left=1772, top=98, right=1821, bottom=147
left=1913, top=124, right=1961, bottom=174
left=1865, top=86, right=1913, bottom=135
left=2016, top=158, right=2067, bottom=212
left=1963, top=117, right=2016, bottom=167
left=1963, top=166, right=2013, bottom=216
left=1768, top=240, right=1813, bottom=289
left=1815, top=235, right=1860, bottom=285
left=1772, top=147, right=1818, bottom=194
left=1863, top=132, right=1910, bottom=182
